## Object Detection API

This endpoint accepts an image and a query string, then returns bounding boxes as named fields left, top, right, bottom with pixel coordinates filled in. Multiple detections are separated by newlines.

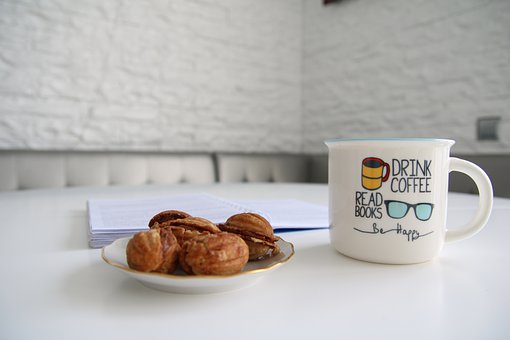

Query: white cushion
left=0, top=153, right=17, bottom=191
left=146, top=154, right=215, bottom=184
left=147, top=155, right=183, bottom=184
left=108, top=155, right=148, bottom=186
left=0, top=151, right=216, bottom=191
left=217, top=154, right=309, bottom=183
left=181, top=156, right=216, bottom=183
left=17, top=152, right=66, bottom=189
left=66, top=154, right=109, bottom=187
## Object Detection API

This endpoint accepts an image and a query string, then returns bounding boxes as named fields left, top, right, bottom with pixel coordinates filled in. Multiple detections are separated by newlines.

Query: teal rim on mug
left=325, top=137, right=455, bottom=145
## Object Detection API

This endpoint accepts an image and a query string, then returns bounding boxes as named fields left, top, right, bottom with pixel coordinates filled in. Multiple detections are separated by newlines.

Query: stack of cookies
left=126, top=210, right=280, bottom=276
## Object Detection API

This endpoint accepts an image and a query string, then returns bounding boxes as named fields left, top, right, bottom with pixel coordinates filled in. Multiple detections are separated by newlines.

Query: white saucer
left=102, top=236, right=294, bottom=294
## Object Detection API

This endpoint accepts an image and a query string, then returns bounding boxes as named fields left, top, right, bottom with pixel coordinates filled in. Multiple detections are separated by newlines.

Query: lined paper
left=88, top=193, right=328, bottom=248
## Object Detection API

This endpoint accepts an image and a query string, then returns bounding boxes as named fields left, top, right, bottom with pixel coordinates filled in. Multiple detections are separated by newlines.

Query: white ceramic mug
left=325, top=138, right=493, bottom=264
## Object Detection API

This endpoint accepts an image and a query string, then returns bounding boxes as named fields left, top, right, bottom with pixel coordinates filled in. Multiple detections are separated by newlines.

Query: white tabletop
left=0, top=183, right=509, bottom=340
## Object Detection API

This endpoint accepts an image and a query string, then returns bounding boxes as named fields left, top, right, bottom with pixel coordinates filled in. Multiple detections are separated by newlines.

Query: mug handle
left=381, top=162, right=390, bottom=182
left=446, top=158, right=493, bottom=242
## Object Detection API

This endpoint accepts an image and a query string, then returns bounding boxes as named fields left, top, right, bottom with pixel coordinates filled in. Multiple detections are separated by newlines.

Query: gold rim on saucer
left=101, top=237, right=294, bottom=280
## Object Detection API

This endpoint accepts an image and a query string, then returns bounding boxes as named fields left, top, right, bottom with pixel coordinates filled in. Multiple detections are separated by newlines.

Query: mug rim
left=324, top=138, right=455, bottom=146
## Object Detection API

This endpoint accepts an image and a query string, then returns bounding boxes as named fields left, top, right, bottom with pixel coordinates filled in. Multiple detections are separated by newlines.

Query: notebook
left=88, top=193, right=328, bottom=248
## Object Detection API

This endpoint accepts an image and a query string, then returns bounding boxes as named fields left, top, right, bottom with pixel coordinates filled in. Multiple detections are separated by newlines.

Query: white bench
left=0, top=151, right=215, bottom=191
left=215, top=153, right=309, bottom=183
left=2, top=150, right=507, bottom=197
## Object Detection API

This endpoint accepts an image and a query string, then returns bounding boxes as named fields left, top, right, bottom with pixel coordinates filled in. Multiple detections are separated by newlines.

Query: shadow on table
left=292, top=242, right=384, bottom=271
left=60, top=259, right=261, bottom=317
left=65, top=210, right=91, bottom=251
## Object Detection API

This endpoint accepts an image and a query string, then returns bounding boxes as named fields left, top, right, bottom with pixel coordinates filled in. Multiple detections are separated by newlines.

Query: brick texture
left=0, top=0, right=302, bottom=152
left=0, top=0, right=509, bottom=155
left=303, top=0, right=510, bottom=154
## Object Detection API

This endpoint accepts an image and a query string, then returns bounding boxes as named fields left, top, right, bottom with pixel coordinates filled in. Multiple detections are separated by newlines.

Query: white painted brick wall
left=0, top=0, right=302, bottom=152
left=1, top=0, right=509, bottom=155
left=303, top=0, right=510, bottom=154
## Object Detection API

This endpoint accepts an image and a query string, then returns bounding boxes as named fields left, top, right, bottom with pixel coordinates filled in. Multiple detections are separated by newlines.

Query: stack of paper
left=88, top=193, right=328, bottom=248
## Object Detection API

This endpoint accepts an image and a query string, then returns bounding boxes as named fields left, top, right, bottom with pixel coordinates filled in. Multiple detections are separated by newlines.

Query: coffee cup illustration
left=361, top=157, right=390, bottom=190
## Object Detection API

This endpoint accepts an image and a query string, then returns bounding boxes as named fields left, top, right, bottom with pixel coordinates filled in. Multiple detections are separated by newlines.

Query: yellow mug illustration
left=361, top=157, right=390, bottom=190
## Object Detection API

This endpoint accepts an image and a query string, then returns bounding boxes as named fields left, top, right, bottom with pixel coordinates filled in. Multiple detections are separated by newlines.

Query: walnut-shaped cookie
left=179, top=232, right=249, bottom=275
left=160, top=216, right=222, bottom=246
left=148, top=210, right=191, bottom=229
left=219, top=213, right=280, bottom=260
left=126, top=228, right=180, bottom=274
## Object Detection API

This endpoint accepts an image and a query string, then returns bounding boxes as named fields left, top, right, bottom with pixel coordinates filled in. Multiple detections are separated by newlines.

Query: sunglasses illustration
left=384, top=200, right=434, bottom=221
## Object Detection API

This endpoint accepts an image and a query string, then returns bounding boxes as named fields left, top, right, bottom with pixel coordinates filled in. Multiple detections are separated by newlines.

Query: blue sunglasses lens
left=387, top=201, right=408, bottom=218
left=415, top=204, right=433, bottom=221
